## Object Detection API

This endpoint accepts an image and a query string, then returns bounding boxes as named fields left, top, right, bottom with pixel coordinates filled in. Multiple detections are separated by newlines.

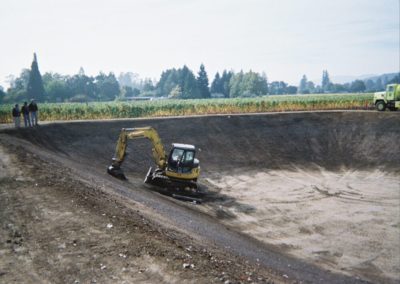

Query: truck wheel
left=375, top=101, right=386, bottom=111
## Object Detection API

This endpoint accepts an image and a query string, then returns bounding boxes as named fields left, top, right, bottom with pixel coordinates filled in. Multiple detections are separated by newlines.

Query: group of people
left=12, top=99, right=39, bottom=128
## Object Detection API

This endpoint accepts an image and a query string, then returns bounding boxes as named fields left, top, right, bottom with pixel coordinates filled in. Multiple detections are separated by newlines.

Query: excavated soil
left=1, top=111, right=399, bottom=283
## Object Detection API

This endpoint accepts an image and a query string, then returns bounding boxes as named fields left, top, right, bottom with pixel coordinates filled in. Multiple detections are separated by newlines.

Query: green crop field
left=0, top=93, right=374, bottom=123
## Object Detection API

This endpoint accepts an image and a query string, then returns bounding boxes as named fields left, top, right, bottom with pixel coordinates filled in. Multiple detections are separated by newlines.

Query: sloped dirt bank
left=1, top=111, right=399, bottom=283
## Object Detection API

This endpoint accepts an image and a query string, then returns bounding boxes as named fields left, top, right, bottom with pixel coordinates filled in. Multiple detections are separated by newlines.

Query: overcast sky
left=0, top=0, right=399, bottom=88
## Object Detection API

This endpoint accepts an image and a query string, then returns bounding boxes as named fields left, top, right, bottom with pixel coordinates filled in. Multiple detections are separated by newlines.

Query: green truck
left=374, top=84, right=400, bottom=111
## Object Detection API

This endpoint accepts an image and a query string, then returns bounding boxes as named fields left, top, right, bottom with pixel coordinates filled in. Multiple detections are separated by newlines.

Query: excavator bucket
left=107, top=165, right=127, bottom=180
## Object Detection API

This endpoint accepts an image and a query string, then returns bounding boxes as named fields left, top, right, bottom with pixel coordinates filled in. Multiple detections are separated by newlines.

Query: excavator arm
left=108, top=127, right=167, bottom=179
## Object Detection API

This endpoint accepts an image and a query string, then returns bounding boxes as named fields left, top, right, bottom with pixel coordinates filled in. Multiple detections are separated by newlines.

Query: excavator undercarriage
left=144, top=167, right=198, bottom=190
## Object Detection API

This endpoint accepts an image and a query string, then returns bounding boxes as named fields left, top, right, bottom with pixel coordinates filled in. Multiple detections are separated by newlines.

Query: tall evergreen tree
left=196, top=64, right=210, bottom=98
left=156, top=68, right=178, bottom=97
left=321, top=70, right=331, bottom=92
left=181, top=65, right=200, bottom=99
left=221, top=70, right=233, bottom=98
left=210, top=72, right=223, bottom=94
left=27, top=53, right=46, bottom=101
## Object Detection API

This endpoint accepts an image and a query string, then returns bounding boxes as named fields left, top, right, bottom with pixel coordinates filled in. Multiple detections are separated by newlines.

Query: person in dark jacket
left=28, top=99, right=38, bottom=126
left=12, top=104, right=21, bottom=128
left=21, top=101, right=31, bottom=127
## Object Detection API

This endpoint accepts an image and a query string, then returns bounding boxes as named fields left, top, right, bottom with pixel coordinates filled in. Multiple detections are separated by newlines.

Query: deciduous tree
left=350, top=80, right=366, bottom=92
left=298, top=75, right=309, bottom=94
left=229, top=71, right=268, bottom=97
left=269, top=81, right=288, bottom=95
left=95, top=72, right=120, bottom=101
left=42, top=73, right=69, bottom=102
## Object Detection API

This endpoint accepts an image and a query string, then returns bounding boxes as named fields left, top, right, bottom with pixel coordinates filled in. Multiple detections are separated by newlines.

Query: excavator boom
left=108, top=127, right=167, bottom=179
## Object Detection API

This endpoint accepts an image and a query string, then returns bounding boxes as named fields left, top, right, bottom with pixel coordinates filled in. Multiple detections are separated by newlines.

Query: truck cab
left=374, top=84, right=400, bottom=111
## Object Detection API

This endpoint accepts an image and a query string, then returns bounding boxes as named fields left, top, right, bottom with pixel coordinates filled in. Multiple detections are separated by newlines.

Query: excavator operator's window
left=168, top=148, right=195, bottom=173
left=169, top=148, right=195, bottom=172
left=171, top=149, right=184, bottom=161
left=183, top=151, right=194, bottom=163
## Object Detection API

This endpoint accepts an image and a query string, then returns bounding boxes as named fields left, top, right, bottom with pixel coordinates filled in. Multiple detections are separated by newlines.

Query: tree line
left=1, top=54, right=399, bottom=104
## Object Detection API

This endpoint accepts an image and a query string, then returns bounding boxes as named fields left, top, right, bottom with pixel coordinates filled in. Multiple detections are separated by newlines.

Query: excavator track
left=145, top=167, right=198, bottom=191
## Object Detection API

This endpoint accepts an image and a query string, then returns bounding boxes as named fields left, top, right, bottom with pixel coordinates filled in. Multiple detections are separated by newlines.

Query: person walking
left=12, top=104, right=21, bottom=128
left=28, top=99, right=39, bottom=126
left=21, top=101, right=31, bottom=127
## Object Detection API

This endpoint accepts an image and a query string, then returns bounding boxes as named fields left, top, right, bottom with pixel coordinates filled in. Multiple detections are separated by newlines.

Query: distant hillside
left=361, top=73, right=399, bottom=83
left=312, top=72, right=399, bottom=85
left=332, top=72, right=398, bottom=84
left=329, top=74, right=376, bottom=84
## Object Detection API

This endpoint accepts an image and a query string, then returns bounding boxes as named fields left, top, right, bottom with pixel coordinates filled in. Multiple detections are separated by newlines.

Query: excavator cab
left=167, top=144, right=199, bottom=174
left=146, top=143, right=200, bottom=189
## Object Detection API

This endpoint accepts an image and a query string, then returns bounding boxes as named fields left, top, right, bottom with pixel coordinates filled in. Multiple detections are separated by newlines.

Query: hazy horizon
left=0, top=0, right=399, bottom=89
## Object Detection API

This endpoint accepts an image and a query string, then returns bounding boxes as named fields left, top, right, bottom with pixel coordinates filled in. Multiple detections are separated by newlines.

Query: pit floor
left=204, top=168, right=400, bottom=282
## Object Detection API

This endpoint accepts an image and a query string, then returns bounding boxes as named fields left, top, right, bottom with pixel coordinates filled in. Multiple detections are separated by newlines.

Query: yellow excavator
left=107, top=127, right=200, bottom=189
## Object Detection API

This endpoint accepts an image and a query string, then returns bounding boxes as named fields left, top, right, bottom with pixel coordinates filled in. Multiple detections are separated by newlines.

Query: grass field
left=0, top=93, right=374, bottom=123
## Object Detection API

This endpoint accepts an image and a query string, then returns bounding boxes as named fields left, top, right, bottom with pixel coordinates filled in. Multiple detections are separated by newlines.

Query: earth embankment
left=2, top=111, right=399, bottom=283
left=4, top=111, right=399, bottom=174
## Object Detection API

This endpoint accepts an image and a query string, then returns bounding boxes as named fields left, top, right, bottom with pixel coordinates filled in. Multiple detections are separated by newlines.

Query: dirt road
left=1, top=111, right=399, bottom=283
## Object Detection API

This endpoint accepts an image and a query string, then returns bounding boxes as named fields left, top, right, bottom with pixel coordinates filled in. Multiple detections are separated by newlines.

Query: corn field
left=0, top=93, right=374, bottom=123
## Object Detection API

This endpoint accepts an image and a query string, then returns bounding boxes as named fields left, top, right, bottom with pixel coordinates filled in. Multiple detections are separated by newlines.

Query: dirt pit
left=1, top=111, right=399, bottom=283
